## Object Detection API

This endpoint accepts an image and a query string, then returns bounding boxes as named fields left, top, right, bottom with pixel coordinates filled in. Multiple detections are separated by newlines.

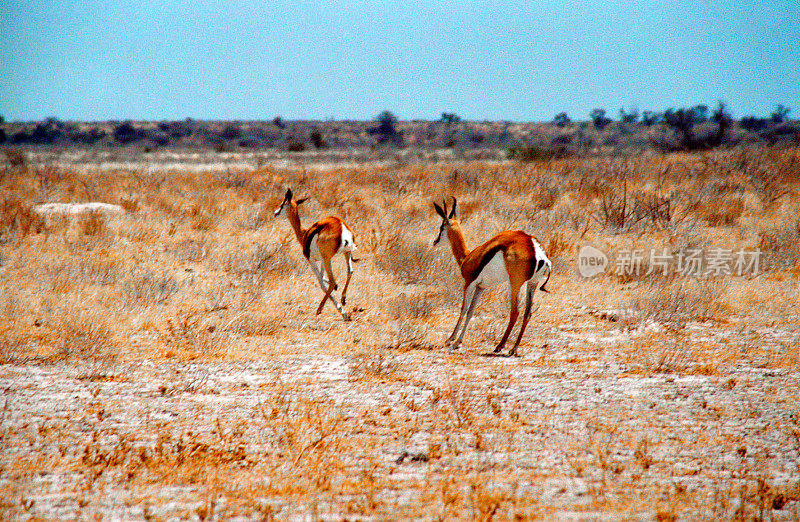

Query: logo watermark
left=577, top=245, right=609, bottom=278
left=578, top=245, right=762, bottom=278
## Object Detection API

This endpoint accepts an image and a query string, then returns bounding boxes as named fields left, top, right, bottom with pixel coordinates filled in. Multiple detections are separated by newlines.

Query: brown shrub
left=78, top=210, right=107, bottom=236
left=700, top=196, right=744, bottom=226
left=119, top=196, right=139, bottom=213
left=546, top=232, right=572, bottom=258
left=0, top=198, right=41, bottom=238
left=375, top=233, right=439, bottom=285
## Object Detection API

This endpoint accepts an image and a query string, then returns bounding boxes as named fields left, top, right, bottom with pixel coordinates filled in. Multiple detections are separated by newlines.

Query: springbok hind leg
left=341, top=251, right=353, bottom=306
left=316, top=258, right=350, bottom=320
left=316, top=258, right=337, bottom=315
left=495, top=280, right=524, bottom=354
left=307, top=260, right=328, bottom=293
left=307, top=259, right=347, bottom=319
left=509, top=281, right=537, bottom=357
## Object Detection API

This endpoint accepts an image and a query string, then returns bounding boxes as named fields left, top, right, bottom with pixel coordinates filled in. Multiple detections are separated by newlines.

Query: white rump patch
left=341, top=225, right=356, bottom=252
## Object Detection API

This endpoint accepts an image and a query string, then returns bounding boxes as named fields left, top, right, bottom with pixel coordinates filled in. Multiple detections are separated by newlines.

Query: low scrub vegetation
left=2, top=107, right=798, bottom=153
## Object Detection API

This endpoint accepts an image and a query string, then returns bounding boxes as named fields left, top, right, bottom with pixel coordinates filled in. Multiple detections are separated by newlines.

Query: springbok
left=274, top=188, right=355, bottom=321
left=432, top=197, right=551, bottom=356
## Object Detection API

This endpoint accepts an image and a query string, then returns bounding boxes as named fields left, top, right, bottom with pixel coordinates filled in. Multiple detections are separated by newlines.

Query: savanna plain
left=1, top=146, right=799, bottom=520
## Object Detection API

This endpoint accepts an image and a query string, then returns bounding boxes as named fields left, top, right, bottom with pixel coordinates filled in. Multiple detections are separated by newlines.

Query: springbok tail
left=539, top=264, right=552, bottom=293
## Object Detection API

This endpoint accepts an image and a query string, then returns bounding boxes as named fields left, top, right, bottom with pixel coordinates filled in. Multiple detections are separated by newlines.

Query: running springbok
left=274, top=188, right=355, bottom=321
left=432, top=197, right=551, bottom=356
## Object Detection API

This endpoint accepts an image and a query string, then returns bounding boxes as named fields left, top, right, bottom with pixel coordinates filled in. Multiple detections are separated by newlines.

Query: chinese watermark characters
left=578, top=245, right=761, bottom=278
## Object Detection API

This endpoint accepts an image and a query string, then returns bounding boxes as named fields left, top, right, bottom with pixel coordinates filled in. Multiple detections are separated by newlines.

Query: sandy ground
left=2, top=309, right=799, bottom=520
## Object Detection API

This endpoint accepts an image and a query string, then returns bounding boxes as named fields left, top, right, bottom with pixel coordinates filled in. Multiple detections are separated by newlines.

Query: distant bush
left=376, top=110, right=398, bottom=134
left=656, top=102, right=731, bottom=150
left=641, top=111, right=660, bottom=126
left=309, top=128, right=326, bottom=149
left=663, top=105, right=709, bottom=129
left=590, top=108, right=612, bottom=129
left=72, top=127, right=106, bottom=145
left=8, top=131, right=31, bottom=145
left=113, top=121, right=145, bottom=144
left=149, top=132, right=170, bottom=148
left=661, top=106, right=710, bottom=150
left=220, top=124, right=241, bottom=141
left=22, top=117, right=69, bottom=144
left=709, top=101, right=731, bottom=146
left=771, top=104, right=790, bottom=123
left=692, top=104, right=709, bottom=123
left=164, top=120, right=193, bottom=139
left=663, top=107, right=695, bottom=130
left=551, top=134, right=572, bottom=145
left=286, top=139, right=306, bottom=152
left=439, top=113, right=461, bottom=124
left=552, top=112, right=570, bottom=127
left=741, top=116, right=770, bottom=132
left=370, top=110, right=402, bottom=145
left=619, top=108, right=639, bottom=124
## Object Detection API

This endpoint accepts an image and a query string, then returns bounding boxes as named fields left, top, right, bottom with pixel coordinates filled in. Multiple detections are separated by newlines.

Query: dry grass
left=1, top=145, right=799, bottom=519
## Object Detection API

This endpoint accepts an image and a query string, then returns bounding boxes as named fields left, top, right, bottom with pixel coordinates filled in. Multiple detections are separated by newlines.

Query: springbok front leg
left=450, top=285, right=484, bottom=350
left=445, top=284, right=474, bottom=347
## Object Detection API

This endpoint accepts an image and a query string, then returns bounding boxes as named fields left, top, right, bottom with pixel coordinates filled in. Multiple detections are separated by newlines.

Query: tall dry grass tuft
left=700, top=196, right=744, bottom=227
left=631, top=279, right=725, bottom=330
left=0, top=198, right=41, bottom=239
left=77, top=209, right=108, bottom=236
left=375, top=232, right=439, bottom=285
left=54, top=312, right=114, bottom=362
left=122, top=270, right=179, bottom=308
left=160, top=309, right=230, bottom=360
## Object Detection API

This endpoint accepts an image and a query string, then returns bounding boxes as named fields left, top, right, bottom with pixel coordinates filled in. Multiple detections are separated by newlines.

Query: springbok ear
left=285, top=188, right=293, bottom=200
left=434, top=202, right=446, bottom=219
left=449, top=197, right=458, bottom=219
left=296, top=197, right=309, bottom=205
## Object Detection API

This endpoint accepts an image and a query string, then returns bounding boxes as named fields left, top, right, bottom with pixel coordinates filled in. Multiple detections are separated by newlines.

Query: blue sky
left=2, top=0, right=799, bottom=122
